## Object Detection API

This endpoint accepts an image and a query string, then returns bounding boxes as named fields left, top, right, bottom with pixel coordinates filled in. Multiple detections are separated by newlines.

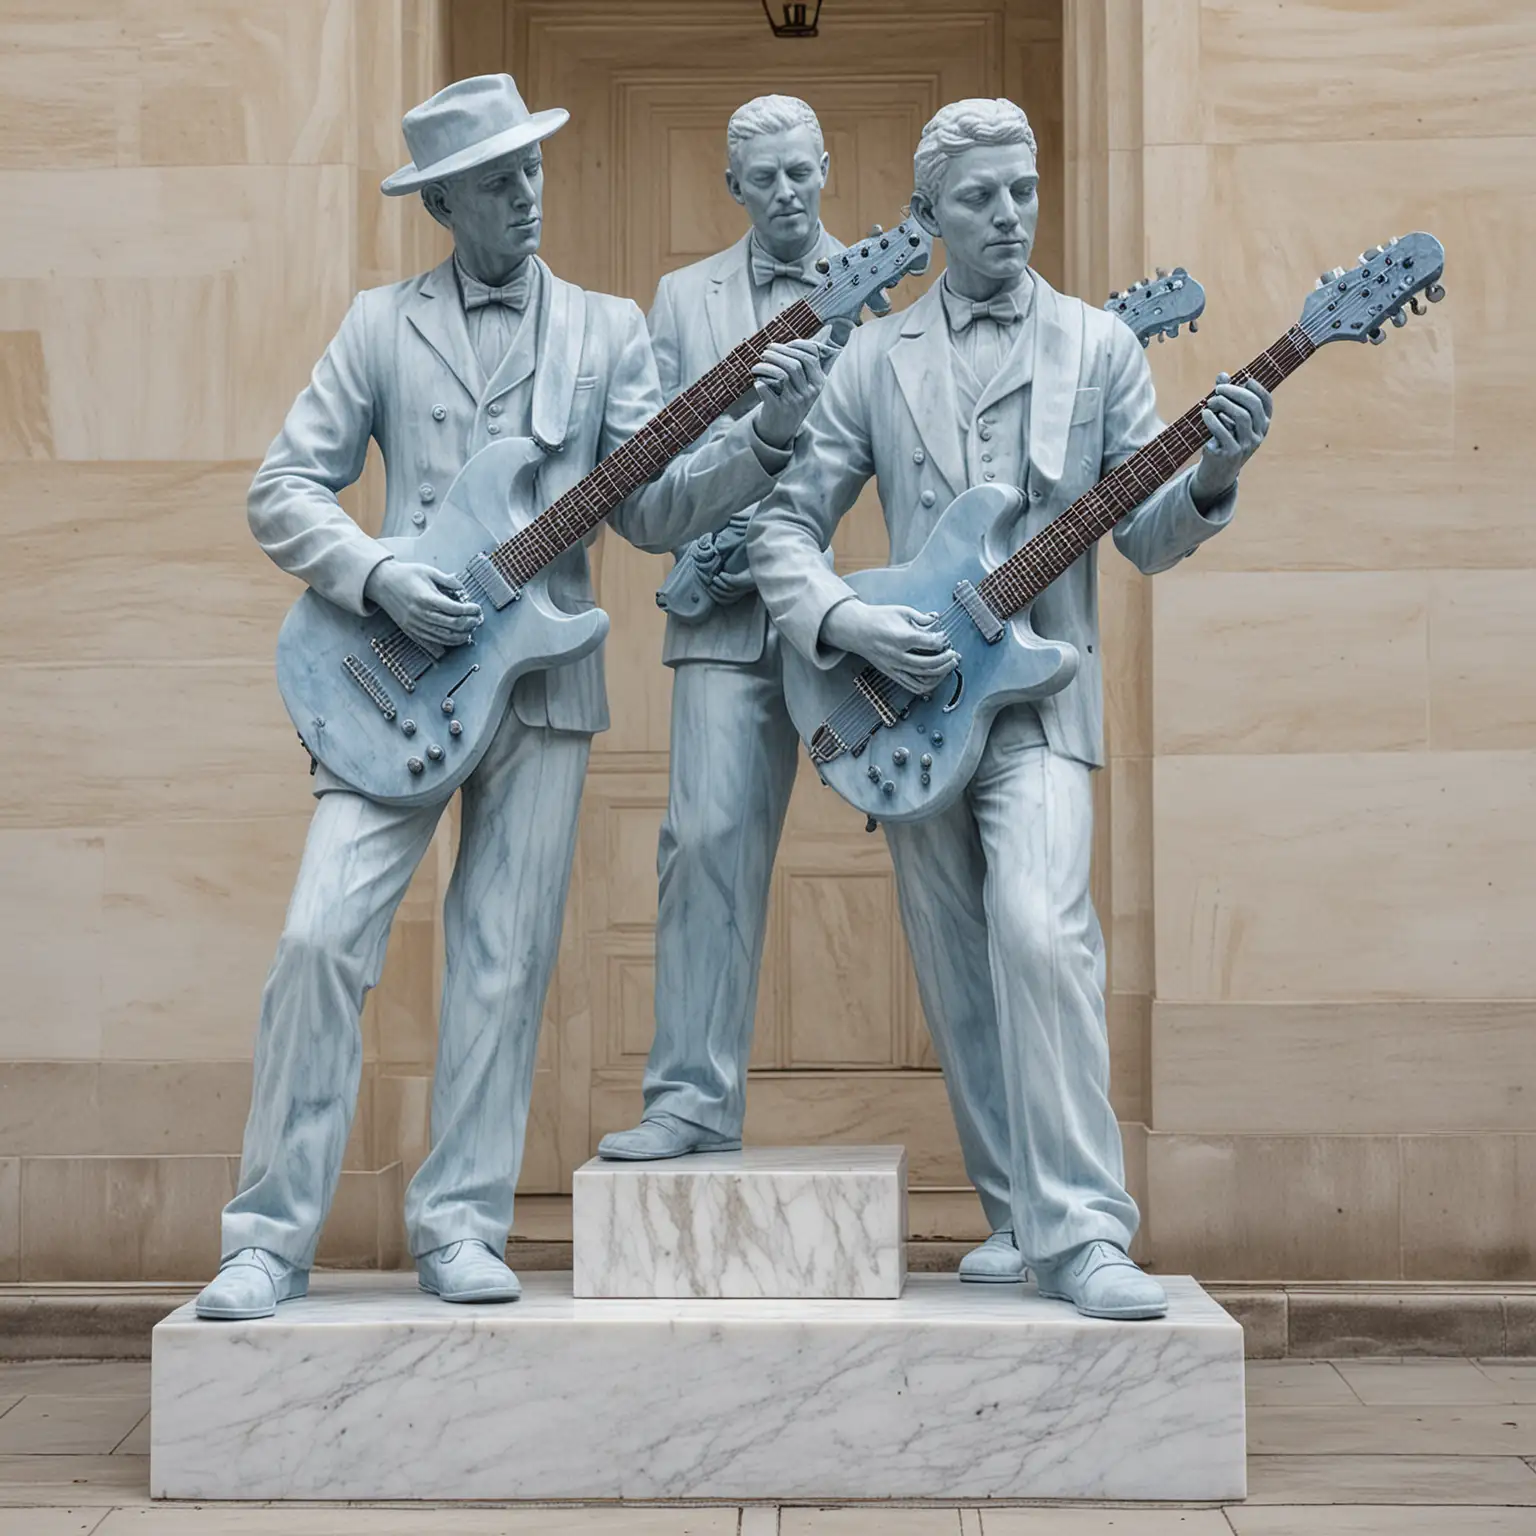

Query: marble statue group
left=196, top=72, right=1273, bottom=1325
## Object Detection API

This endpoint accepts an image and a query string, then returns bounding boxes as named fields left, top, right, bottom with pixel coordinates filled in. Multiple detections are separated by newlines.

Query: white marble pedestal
left=151, top=1272, right=1246, bottom=1501
left=573, top=1145, right=906, bottom=1298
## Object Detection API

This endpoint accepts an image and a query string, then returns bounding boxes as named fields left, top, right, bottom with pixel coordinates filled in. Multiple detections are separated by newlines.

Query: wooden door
left=450, top=0, right=1063, bottom=1239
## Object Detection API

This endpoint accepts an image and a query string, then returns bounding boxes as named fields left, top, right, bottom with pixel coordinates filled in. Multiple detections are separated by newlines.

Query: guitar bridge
left=342, top=655, right=398, bottom=721
left=854, top=673, right=900, bottom=728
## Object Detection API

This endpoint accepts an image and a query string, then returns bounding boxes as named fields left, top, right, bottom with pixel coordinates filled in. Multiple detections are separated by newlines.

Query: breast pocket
left=1070, top=386, right=1102, bottom=426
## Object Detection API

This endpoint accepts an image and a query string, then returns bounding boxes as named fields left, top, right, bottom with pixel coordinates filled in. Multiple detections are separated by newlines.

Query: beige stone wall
left=1069, top=0, right=1536, bottom=1281
left=0, top=1, right=450, bottom=1282
left=1, top=1, right=1530, bottom=1285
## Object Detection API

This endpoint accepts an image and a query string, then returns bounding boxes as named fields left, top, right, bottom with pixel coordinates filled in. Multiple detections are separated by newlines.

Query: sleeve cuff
left=749, top=419, right=795, bottom=474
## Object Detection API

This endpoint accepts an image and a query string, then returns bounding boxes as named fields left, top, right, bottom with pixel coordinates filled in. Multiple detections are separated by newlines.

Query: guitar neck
left=487, top=298, right=823, bottom=586
left=976, top=325, right=1316, bottom=619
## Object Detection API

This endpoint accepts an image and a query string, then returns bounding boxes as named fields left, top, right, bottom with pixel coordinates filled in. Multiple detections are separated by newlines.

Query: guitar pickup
left=954, top=579, right=1005, bottom=644
left=465, top=552, right=521, bottom=611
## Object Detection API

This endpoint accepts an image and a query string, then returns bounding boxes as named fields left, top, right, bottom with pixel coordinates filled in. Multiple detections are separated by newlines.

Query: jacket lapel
left=405, top=259, right=483, bottom=402
left=1025, top=275, right=1085, bottom=486
left=527, top=261, right=586, bottom=453
left=705, top=232, right=758, bottom=358
left=888, top=284, right=966, bottom=498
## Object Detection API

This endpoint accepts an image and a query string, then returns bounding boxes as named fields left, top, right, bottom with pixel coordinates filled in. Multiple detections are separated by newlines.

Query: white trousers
left=883, top=705, right=1138, bottom=1264
left=221, top=707, right=589, bottom=1267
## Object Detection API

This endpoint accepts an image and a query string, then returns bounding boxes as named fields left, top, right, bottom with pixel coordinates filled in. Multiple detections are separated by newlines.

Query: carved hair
left=726, top=95, right=824, bottom=173
left=913, top=99, right=1037, bottom=204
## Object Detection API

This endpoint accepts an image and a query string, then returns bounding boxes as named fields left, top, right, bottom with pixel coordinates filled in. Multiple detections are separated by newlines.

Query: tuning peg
left=1139, top=336, right=1151, bottom=349
left=814, top=257, right=831, bottom=274
left=1189, top=319, right=1198, bottom=332
left=1108, top=290, right=1120, bottom=300
left=1172, top=266, right=1188, bottom=276
left=1156, top=266, right=1168, bottom=278
left=1368, top=327, right=1385, bottom=345
left=1426, top=282, right=1446, bottom=303
left=1156, top=330, right=1166, bottom=342
left=869, top=223, right=883, bottom=236
left=1409, top=294, right=1426, bottom=316
left=1360, top=246, right=1383, bottom=262
left=1332, top=266, right=1347, bottom=280
left=1390, top=308, right=1408, bottom=327
left=1168, top=324, right=1181, bottom=337
left=1387, top=235, right=1401, bottom=246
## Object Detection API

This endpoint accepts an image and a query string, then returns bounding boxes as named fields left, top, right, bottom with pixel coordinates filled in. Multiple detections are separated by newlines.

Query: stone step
left=572, top=1144, right=907, bottom=1299
left=150, top=1271, right=1246, bottom=1501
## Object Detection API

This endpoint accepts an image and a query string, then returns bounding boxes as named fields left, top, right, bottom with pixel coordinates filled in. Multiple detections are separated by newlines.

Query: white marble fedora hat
left=381, top=74, right=568, bottom=196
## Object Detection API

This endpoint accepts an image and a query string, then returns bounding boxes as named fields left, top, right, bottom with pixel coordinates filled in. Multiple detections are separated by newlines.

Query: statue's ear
left=420, top=182, right=454, bottom=231
left=909, top=191, right=941, bottom=241
left=723, top=166, right=746, bottom=207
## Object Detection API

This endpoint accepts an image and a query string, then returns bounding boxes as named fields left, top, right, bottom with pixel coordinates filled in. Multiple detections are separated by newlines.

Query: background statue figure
left=598, top=94, right=1024, bottom=1284
left=195, top=74, right=825, bottom=1321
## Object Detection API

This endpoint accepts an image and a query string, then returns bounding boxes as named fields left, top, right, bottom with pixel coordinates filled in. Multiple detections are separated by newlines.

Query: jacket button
left=981, top=451, right=993, bottom=463
left=920, top=489, right=936, bottom=506
left=487, top=421, right=501, bottom=435
left=431, top=404, right=447, bottom=422
left=411, top=509, right=426, bottom=527
left=488, top=402, right=503, bottom=417
left=978, top=426, right=992, bottom=441
left=984, top=469, right=997, bottom=480
left=913, top=448, right=925, bottom=465
left=419, top=484, right=435, bottom=504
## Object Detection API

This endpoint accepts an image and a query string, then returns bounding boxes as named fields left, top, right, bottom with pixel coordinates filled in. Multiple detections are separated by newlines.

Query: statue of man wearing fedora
left=195, top=74, right=828, bottom=1320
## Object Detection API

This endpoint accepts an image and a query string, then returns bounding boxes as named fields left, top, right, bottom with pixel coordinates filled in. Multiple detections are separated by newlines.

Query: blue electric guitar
left=276, top=218, right=932, bottom=805
left=782, top=233, right=1446, bottom=824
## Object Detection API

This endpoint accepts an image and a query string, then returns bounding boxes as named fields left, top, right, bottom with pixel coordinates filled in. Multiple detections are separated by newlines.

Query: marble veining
left=151, top=1272, right=1246, bottom=1502
left=573, top=1146, right=906, bottom=1298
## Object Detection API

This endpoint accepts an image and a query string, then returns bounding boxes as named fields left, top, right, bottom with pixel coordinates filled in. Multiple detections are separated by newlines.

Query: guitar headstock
left=1106, top=267, right=1206, bottom=347
left=807, top=216, right=934, bottom=329
left=1300, top=233, right=1446, bottom=347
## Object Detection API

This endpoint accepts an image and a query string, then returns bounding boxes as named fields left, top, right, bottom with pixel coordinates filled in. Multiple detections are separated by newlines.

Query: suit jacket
left=249, top=256, right=783, bottom=734
left=648, top=227, right=844, bottom=667
left=746, top=273, right=1238, bottom=769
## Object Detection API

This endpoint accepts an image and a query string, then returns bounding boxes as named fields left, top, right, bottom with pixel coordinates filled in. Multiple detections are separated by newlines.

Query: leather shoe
left=597, top=1114, right=742, bottom=1162
left=1034, top=1239, right=1167, bottom=1320
left=195, top=1247, right=308, bottom=1321
left=958, top=1228, right=1025, bottom=1284
left=417, top=1239, right=521, bottom=1303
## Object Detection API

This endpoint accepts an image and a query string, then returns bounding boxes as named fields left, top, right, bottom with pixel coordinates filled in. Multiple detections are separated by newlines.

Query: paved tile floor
left=0, top=1359, right=1533, bottom=1533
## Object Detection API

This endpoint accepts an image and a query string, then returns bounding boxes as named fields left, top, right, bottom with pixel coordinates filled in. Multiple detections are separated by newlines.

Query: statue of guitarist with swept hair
left=748, top=99, right=1274, bottom=1318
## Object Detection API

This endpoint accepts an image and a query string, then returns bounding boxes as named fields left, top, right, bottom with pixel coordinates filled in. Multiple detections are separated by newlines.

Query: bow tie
left=750, top=249, right=816, bottom=288
left=459, top=264, right=532, bottom=312
left=951, top=295, right=1023, bottom=331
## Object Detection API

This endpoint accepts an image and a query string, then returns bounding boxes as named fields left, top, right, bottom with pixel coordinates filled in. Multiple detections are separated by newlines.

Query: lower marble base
left=151, top=1273, right=1246, bottom=1502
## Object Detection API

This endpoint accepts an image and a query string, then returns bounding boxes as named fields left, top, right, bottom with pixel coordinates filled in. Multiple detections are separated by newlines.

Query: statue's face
left=924, top=141, right=1038, bottom=285
left=726, top=125, right=829, bottom=254
left=430, top=146, right=545, bottom=267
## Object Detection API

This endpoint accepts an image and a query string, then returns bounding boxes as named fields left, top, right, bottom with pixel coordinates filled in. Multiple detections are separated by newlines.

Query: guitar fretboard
left=489, top=298, right=823, bottom=586
left=975, top=325, right=1316, bottom=618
